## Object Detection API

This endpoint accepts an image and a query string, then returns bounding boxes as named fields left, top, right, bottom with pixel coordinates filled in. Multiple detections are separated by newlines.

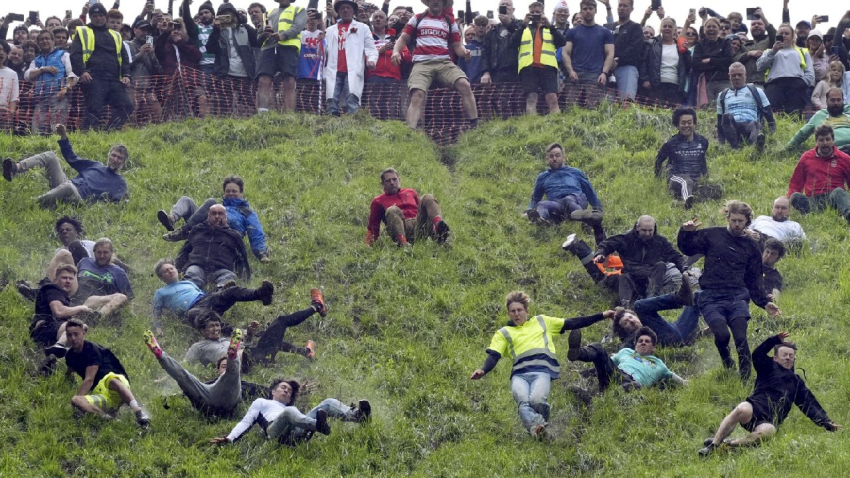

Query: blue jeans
left=535, top=193, right=589, bottom=222
left=184, top=265, right=237, bottom=290
left=327, top=72, right=361, bottom=115
left=633, top=292, right=702, bottom=347
left=614, top=65, right=639, bottom=100
left=268, top=398, right=357, bottom=445
left=510, top=372, right=551, bottom=432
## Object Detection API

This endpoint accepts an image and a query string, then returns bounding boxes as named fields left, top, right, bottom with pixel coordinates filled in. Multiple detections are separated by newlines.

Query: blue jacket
left=223, top=197, right=268, bottom=257
left=59, top=138, right=128, bottom=202
left=33, top=49, right=68, bottom=97
left=529, top=166, right=602, bottom=211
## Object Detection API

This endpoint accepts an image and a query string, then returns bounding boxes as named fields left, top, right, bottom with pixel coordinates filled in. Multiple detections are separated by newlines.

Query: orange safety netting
left=0, top=68, right=815, bottom=145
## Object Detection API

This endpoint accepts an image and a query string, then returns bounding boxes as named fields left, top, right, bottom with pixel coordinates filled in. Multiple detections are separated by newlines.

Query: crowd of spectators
left=0, top=1, right=848, bottom=132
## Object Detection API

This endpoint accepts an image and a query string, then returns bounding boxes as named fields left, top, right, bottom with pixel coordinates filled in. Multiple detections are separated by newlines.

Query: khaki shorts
left=84, top=372, right=130, bottom=413
left=408, top=59, right=467, bottom=92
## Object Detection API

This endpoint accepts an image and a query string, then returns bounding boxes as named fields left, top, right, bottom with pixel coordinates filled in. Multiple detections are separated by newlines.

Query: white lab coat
left=323, top=20, right=378, bottom=100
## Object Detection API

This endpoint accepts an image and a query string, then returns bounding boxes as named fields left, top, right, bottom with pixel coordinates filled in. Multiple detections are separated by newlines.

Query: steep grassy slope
left=0, top=108, right=848, bottom=477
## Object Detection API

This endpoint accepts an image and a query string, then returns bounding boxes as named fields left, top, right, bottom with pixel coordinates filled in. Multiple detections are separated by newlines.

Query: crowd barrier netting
left=0, top=68, right=816, bottom=145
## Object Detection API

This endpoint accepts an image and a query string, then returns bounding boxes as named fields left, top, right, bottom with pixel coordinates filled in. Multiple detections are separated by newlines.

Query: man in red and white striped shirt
left=391, top=0, right=479, bottom=129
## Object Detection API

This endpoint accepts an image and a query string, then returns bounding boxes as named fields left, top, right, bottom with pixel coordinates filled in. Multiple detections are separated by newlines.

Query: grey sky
left=5, top=0, right=847, bottom=35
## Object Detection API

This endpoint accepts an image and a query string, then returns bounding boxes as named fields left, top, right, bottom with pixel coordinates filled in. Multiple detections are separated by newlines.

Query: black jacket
left=175, top=222, right=251, bottom=281
left=677, top=226, right=769, bottom=307
left=206, top=24, right=259, bottom=77
left=481, top=19, right=521, bottom=75
left=595, top=223, right=685, bottom=278
left=692, top=36, right=733, bottom=83
left=612, top=20, right=644, bottom=68
left=643, top=36, right=689, bottom=96
left=69, top=23, right=131, bottom=79
left=747, top=335, right=834, bottom=430
left=655, top=132, right=709, bottom=179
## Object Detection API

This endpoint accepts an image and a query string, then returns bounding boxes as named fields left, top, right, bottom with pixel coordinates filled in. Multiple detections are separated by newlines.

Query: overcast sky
left=5, top=0, right=847, bottom=34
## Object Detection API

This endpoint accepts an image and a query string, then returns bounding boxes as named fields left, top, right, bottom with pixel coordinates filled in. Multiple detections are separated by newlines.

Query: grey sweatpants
left=158, top=351, right=241, bottom=414
left=19, top=151, right=82, bottom=207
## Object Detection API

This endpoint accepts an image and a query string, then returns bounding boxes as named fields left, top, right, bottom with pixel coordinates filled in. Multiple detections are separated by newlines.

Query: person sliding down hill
left=470, top=290, right=614, bottom=438
left=366, top=167, right=450, bottom=246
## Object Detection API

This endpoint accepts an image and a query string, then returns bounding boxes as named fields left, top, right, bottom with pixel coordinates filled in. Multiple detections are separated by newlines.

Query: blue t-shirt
left=564, top=24, right=613, bottom=74
left=717, top=84, right=770, bottom=123
left=611, top=348, right=672, bottom=388
left=152, top=280, right=204, bottom=319
left=459, top=39, right=484, bottom=83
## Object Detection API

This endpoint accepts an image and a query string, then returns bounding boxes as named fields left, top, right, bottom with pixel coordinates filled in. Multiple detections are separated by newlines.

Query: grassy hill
left=1, top=107, right=849, bottom=477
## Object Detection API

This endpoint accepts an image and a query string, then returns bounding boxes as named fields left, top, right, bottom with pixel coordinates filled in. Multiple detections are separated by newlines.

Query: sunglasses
left=686, top=31, right=697, bottom=36
left=720, top=25, right=731, bottom=30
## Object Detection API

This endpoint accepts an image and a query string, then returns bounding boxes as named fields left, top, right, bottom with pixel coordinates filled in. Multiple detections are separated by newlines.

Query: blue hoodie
left=529, top=166, right=602, bottom=211
left=223, top=196, right=268, bottom=257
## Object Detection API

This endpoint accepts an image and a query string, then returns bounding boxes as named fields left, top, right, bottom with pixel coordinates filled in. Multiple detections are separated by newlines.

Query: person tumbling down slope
left=470, top=290, right=614, bottom=438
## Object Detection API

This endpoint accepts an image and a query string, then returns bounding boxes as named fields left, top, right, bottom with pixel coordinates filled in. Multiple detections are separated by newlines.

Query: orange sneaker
left=310, top=288, right=328, bottom=317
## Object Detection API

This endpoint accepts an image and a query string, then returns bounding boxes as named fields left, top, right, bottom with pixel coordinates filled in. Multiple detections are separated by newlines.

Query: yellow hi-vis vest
left=276, top=6, right=304, bottom=51
left=517, top=26, right=557, bottom=73
left=75, top=26, right=123, bottom=76
left=764, top=46, right=807, bottom=82
left=487, top=315, right=563, bottom=378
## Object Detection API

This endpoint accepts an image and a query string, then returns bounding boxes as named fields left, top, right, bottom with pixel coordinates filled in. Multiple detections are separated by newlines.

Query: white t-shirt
left=0, top=68, right=20, bottom=110
left=659, top=43, right=678, bottom=85
left=751, top=215, right=806, bottom=243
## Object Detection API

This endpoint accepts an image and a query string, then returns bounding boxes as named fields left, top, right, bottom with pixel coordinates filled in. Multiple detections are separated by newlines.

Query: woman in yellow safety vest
left=470, top=291, right=614, bottom=437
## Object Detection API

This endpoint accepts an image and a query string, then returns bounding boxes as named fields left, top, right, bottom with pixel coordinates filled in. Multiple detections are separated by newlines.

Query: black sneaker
left=3, top=158, right=16, bottom=182
left=355, top=399, right=372, bottom=423
left=675, top=273, right=694, bottom=307
left=161, top=228, right=187, bottom=242
left=755, top=133, right=765, bottom=152
left=157, top=210, right=175, bottom=232
left=567, top=329, right=582, bottom=361
left=17, top=281, right=36, bottom=302
left=257, top=280, right=274, bottom=306
left=684, top=195, right=695, bottom=210
left=698, top=442, right=717, bottom=457
left=434, top=220, right=450, bottom=244
left=315, top=409, right=331, bottom=435
left=44, top=343, right=68, bottom=359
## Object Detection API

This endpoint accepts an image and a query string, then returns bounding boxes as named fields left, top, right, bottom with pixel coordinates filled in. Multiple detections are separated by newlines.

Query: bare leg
left=545, top=92, right=560, bottom=114
left=454, top=79, right=478, bottom=120
left=407, top=89, right=426, bottom=128
left=710, top=401, right=753, bottom=445
left=731, top=422, right=776, bottom=446
left=84, top=294, right=128, bottom=316
left=71, top=395, right=109, bottom=417
left=46, top=250, right=75, bottom=281
left=257, top=75, right=273, bottom=110
left=107, top=377, right=142, bottom=412
left=282, top=77, right=297, bottom=111
left=525, top=93, right=538, bottom=115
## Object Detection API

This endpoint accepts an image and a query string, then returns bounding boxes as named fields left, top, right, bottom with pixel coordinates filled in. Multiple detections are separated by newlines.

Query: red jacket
left=366, top=188, right=420, bottom=244
left=787, top=147, right=850, bottom=197
left=369, top=29, right=411, bottom=81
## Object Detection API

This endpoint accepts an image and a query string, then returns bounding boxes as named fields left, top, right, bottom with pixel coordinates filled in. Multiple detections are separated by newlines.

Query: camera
left=499, top=5, right=508, bottom=15
left=146, top=35, right=154, bottom=46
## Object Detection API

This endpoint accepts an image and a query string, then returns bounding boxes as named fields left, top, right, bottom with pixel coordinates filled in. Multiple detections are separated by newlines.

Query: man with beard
left=786, top=88, right=850, bottom=153
left=787, top=124, right=850, bottom=223
left=735, top=8, right=775, bottom=87
left=174, top=204, right=251, bottom=290
left=750, top=197, right=806, bottom=246
left=678, top=200, right=781, bottom=381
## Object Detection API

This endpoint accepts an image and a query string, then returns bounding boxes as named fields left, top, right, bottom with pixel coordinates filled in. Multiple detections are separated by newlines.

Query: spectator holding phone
left=68, top=3, right=134, bottom=131
left=206, top=3, right=258, bottom=115
left=480, top=1, right=521, bottom=84
left=757, top=23, right=814, bottom=117
left=155, top=15, right=201, bottom=77
left=735, top=8, right=775, bottom=87
left=26, top=30, right=77, bottom=135
left=125, top=20, right=162, bottom=122
left=181, top=0, right=217, bottom=75
left=297, top=10, right=325, bottom=82
left=511, top=2, right=565, bottom=115
left=457, top=15, right=485, bottom=84
left=807, top=30, right=829, bottom=84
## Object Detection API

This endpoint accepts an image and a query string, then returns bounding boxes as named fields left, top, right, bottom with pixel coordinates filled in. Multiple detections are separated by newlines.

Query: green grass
left=1, top=107, right=849, bottom=477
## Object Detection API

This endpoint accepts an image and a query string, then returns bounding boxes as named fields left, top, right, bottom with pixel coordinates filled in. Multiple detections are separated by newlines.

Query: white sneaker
left=562, top=233, right=577, bottom=251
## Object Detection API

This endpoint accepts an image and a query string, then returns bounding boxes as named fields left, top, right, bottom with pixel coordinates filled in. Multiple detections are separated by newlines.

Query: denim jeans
left=633, top=291, right=702, bottom=347
left=171, top=196, right=218, bottom=231
left=510, top=372, right=551, bottom=432
left=614, top=65, right=639, bottom=100
left=327, top=72, right=361, bottom=116
left=269, top=398, right=357, bottom=445
left=535, top=193, right=588, bottom=222
left=184, top=265, right=236, bottom=290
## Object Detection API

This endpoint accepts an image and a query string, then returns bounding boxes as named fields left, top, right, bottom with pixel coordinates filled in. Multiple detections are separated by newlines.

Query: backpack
left=719, top=84, right=766, bottom=123
left=406, top=11, right=458, bottom=63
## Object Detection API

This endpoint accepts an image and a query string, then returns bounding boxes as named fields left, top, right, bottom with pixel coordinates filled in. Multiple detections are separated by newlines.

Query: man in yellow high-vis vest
left=510, top=2, right=566, bottom=115
left=470, top=291, right=613, bottom=438
left=68, top=3, right=133, bottom=131
left=256, top=0, right=307, bottom=112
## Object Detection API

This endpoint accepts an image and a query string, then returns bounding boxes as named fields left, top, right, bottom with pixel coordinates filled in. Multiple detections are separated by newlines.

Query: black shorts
left=519, top=66, right=558, bottom=95
left=30, top=319, right=62, bottom=348
left=256, top=46, right=299, bottom=80
left=742, top=398, right=776, bottom=432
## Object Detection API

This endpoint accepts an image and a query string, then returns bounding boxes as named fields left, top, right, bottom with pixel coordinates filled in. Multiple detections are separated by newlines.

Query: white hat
left=807, top=28, right=823, bottom=40
left=553, top=1, right=569, bottom=13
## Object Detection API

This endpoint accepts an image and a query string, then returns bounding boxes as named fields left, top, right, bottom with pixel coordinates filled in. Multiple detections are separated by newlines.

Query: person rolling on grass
left=185, top=289, right=326, bottom=368
left=470, top=290, right=614, bottom=438
left=699, top=332, right=841, bottom=456
left=2, top=124, right=128, bottom=208
left=210, top=378, right=372, bottom=446
left=566, top=326, right=688, bottom=395
left=71, top=238, right=133, bottom=316
left=365, top=167, right=451, bottom=247
left=144, top=329, right=268, bottom=418
left=152, top=258, right=275, bottom=333
left=524, top=143, right=605, bottom=244
left=677, top=200, right=781, bottom=381
left=63, top=318, right=150, bottom=427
